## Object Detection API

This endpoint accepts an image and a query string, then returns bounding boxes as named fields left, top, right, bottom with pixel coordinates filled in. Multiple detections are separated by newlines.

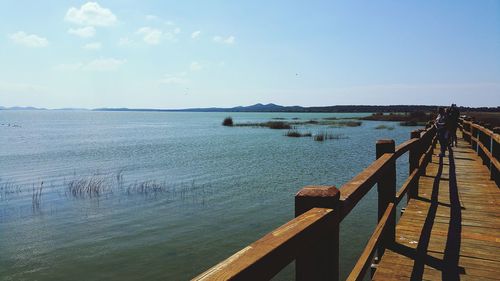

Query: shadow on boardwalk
left=389, top=147, right=464, bottom=280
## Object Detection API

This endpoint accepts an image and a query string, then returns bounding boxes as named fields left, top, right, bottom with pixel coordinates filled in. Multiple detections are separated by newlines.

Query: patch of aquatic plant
left=0, top=179, right=22, bottom=200
left=32, top=182, right=43, bottom=212
left=126, top=180, right=167, bottom=197
left=284, top=130, right=312, bottom=137
left=375, top=125, right=395, bottom=130
left=313, top=131, right=347, bottom=142
left=271, top=117, right=286, bottom=120
left=399, top=121, right=427, bottom=126
left=329, top=121, right=362, bottom=127
left=67, top=176, right=110, bottom=199
left=222, top=117, right=233, bottom=126
left=234, top=121, right=292, bottom=129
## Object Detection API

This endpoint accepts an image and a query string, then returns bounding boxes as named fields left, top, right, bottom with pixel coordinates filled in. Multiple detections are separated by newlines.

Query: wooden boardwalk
left=374, top=136, right=500, bottom=281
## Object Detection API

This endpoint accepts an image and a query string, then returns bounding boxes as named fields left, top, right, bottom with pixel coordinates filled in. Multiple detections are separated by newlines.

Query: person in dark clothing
left=448, top=104, right=460, bottom=147
left=435, top=107, right=448, bottom=157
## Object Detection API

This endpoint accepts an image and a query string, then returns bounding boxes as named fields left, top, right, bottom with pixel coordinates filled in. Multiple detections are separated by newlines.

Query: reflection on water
left=0, top=111, right=414, bottom=280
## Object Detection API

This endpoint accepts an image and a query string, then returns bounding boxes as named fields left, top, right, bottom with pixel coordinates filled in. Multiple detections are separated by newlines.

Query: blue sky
left=0, top=1, right=499, bottom=108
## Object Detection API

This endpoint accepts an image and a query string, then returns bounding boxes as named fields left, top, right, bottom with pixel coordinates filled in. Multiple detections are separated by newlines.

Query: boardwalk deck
left=373, top=135, right=500, bottom=281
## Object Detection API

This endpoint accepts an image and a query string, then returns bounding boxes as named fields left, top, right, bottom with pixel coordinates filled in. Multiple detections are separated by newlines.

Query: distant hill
left=2, top=103, right=499, bottom=112
left=93, top=103, right=500, bottom=113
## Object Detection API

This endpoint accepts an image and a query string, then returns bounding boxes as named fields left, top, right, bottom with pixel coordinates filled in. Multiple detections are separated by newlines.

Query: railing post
left=463, top=121, right=470, bottom=143
left=295, top=186, right=340, bottom=281
left=375, top=140, right=396, bottom=259
left=493, top=128, right=500, bottom=185
left=408, top=131, right=421, bottom=200
left=472, top=124, right=478, bottom=152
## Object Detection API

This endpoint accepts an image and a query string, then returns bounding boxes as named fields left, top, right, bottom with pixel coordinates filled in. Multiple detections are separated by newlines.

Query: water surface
left=0, top=111, right=415, bottom=280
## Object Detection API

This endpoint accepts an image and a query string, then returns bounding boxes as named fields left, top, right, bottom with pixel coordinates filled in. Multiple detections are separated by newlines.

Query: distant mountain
left=2, top=103, right=499, bottom=112
left=93, top=103, right=500, bottom=113
left=0, top=106, right=47, bottom=110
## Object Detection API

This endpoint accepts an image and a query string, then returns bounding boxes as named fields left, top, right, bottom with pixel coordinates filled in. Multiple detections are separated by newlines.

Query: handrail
left=346, top=203, right=395, bottom=281
left=339, top=153, right=393, bottom=220
left=192, top=208, right=336, bottom=281
left=194, top=125, right=437, bottom=281
left=460, top=117, right=499, bottom=185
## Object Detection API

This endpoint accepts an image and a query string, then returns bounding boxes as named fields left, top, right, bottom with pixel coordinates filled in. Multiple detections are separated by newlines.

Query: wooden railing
left=460, top=118, right=500, bottom=185
left=193, top=126, right=437, bottom=281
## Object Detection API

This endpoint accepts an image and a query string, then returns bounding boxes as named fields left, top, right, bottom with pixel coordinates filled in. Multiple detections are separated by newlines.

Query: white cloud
left=190, top=61, right=203, bottom=71
left=159, top=74, right=189, bottom=85
left=213, top=35, right=235, bottom=45
left=65, top=2, right=117, bottom=26
left=137, top=27, right=162, bottom=45
left=9, top=31, right=48, bottom=48
left=54, top=58, right=125, bottom=72
left=54, top=63, right=84, bottom=71
left=159, top=72, right=189, bottom=84
left=84, top=58, right=125, bottom=71
left=83, top=42, right=101, bottom=50
left=68, top=26, right=95, bottom=38
left=174, top=27, right=181, bottom=34
left=145, top=14, right=159, bottom=21
left=191, top=30, right=201, bottom=39
left=118, top=37, right=132, bottom=46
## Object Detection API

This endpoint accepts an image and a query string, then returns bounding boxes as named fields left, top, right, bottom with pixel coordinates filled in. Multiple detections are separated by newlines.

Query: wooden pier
left=193, top=118, right=499, bottom=281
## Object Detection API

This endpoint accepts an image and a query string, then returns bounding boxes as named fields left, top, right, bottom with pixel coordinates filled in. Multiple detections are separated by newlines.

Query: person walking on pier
left=435, top=107, right=448, bottom=157
left=448, top=104, right=460, bottom=147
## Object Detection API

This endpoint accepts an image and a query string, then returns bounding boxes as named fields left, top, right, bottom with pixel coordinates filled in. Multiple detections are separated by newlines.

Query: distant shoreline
left=1, top=103, right=499, bottom=113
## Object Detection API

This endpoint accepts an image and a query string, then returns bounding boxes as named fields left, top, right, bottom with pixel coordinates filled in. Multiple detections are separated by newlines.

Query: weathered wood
left=347, top=203, right=395, bottom=281
left=295, top=186, right=340, bottom=281
left=376, top=140, right=396, bottom=258
left=374, top=133, right=500, bottom=281
left=339, top=153, right=393, bottom=220
left=409, top=130, right=421, bottom=199
left=192, top=208, right=335, bottom=281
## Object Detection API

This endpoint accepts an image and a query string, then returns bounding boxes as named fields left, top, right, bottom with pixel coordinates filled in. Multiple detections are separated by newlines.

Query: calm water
left=0, top=111, right=415, bottom=280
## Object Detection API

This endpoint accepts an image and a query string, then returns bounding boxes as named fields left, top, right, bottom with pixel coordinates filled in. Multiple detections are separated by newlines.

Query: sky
left=0, top=0, right=499, bottom=109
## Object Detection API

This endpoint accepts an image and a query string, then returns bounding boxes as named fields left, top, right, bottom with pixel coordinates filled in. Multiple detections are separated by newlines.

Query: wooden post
left=295, top=186, right=340, bottom=281
left=408, top=131, right=421, bottom=200
left=472, top=124, right=478, bottom=152
left=375, top=140, right=396, bottom=259
left=492, top=132, right=499, bottom=185
left=464, top=122, right=471, bottom=143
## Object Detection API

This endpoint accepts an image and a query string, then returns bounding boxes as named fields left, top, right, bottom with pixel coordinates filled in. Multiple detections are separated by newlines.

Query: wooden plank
left=374, top=134, right=500, bottom=281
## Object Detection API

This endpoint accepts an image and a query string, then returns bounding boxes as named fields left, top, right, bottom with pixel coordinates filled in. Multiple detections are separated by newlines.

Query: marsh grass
left=313, top=131, right=347, bottom=142
left=284, top=130, right=312, bottom=137
left=67, top=176, right=109, bottom=199
left=0, top=179, right=22, bottom=200
left=127, top=180, right=167, bottom=197
left=375, top=124, right=395, bottom=130
left=32, top=182, right=43, bottom=211
left=234, top=121, right=292, bottom=129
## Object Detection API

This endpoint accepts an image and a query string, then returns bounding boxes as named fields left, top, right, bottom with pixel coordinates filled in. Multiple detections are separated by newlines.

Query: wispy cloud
left=213, top=35, right=235, bottom=45
left=85, top=58, right=125, bottom=71
left=55, top=58, right=125, bottom=72
left=65, top=2, right=117, bottom=26
left=191, top=30, right=201, bottom=39
left=159, top=74, right=189, bottom=85
left=83, top=42, right=101, bottom=50
left=190, top=61, right=203, bottom=71
left=137, top=27, right=162, bottom=45
left=68, top=26, right=95, bottom=38
left=9, top=31, right=48, bottom=48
